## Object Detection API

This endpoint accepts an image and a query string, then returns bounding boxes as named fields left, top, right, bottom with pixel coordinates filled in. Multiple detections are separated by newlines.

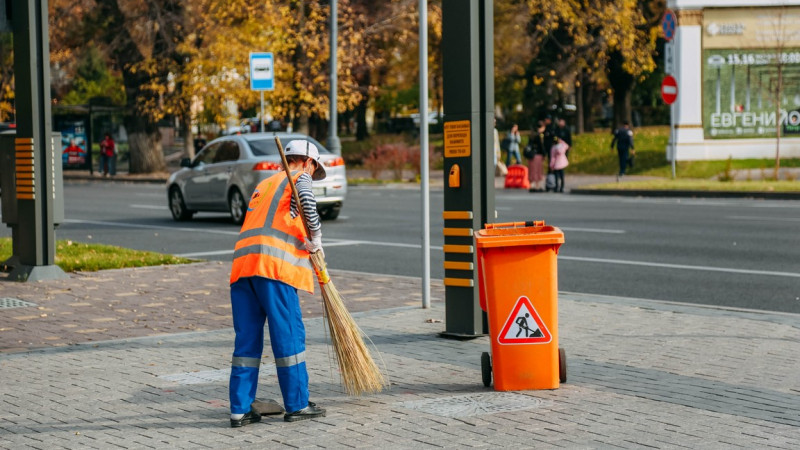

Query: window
left=248, top=137, right=331, bottom=156
left=214, top=141, right=241, bottom=163
left=195, top=142, right=221, bottom=165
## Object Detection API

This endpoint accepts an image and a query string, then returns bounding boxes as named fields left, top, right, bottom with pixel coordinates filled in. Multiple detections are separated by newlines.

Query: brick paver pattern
left=1, top=263, right=799, bottom=448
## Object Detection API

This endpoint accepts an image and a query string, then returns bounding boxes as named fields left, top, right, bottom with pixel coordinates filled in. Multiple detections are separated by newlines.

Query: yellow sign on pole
left=444, top=120, right=471, bottom=158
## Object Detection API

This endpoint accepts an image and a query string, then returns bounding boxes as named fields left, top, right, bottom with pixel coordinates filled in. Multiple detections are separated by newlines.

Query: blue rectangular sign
left=250, top=52, right=274, bottom=91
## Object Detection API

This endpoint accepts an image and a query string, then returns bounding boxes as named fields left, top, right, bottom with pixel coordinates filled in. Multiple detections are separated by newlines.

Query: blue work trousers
left=229, top=277, right=309, bottom=414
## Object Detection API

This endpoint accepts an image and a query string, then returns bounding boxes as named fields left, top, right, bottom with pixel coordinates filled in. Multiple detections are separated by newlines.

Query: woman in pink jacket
left=549, top=137, right=569, bottom=193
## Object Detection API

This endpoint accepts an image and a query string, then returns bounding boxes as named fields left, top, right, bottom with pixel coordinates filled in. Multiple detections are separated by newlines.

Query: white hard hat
left=284, top=139, right=326, bottom=180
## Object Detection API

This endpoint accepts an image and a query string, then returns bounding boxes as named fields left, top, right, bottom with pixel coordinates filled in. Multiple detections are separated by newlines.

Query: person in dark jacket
left=525, top=121, right=548, bottom=192
left=610, top=121, right=635, bottom=180
left=554, top=118, right=572, bottom=153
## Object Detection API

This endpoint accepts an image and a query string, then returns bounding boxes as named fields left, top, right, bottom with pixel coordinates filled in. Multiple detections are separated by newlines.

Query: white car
left=166, top=132, right=347, bottom=224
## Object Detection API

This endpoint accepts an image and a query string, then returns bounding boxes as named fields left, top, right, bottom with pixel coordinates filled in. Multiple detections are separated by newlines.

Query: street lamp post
left=328, top=0, right=341, bottom=155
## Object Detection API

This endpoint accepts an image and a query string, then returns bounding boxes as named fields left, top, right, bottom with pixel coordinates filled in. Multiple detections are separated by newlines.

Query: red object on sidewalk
left=504, top=164, right=530, bottom=189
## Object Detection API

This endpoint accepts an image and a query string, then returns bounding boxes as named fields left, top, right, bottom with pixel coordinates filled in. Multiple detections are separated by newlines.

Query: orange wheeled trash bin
left=475, top=221, right=566, bottom=391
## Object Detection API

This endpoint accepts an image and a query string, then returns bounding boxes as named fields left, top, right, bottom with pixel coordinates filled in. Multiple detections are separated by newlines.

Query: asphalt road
left=3, top=181, right=799, bottom=313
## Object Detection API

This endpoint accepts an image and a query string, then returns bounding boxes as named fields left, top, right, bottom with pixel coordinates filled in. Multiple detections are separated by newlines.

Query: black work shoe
left=230, top=410, right=261, bottom=428
left=284, top=402, right=326, bottom=422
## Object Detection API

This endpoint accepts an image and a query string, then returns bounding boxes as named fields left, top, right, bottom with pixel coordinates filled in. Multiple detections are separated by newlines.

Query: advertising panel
left=60, top=120, right=89, bottom=167
left=703, top=7, right=800, bottom=139
left=703, top=48, right=800, bottom=139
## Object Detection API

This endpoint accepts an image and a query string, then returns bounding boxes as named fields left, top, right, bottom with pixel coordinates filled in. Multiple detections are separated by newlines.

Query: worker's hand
left=305, top=233, right=324, bottom=257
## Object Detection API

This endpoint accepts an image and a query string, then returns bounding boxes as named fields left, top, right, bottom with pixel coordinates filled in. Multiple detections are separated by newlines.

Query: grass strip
left=0, top=238, right=196, bottom=272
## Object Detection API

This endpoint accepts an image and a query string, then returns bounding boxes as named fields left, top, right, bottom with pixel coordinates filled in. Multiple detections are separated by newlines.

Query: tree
left=80, top=0, right=193, bottom=173
left=180, top=0, right=366, bottom=142
left=60, top=45, right=125, bottom=106
left=0, top=31, right=12, bottom=122
left=520, top=0, right=663, bottom=129
left=763, top=6, right=800, bottom=173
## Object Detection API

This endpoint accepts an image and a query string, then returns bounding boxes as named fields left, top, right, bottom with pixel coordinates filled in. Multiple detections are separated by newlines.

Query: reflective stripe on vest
left=230, top=171, right=313, bottom=292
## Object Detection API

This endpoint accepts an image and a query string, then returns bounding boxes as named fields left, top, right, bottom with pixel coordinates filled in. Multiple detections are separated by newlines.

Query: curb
left=63, top=173, right=168, bottom=184
left=569, top=187, right=800, bottom=200
left=63, top=172, right=800, bottom=200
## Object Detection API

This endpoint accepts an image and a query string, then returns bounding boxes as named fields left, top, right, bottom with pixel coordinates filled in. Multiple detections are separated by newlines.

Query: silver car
left=167, top=132, right=347, bottom=224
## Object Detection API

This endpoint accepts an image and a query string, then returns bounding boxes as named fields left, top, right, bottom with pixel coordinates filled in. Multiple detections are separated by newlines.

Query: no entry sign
left=661, top=75, right=678, bottom=105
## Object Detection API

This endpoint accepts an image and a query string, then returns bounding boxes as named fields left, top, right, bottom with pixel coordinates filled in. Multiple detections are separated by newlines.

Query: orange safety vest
left=229, top=171, right=313, bottom=292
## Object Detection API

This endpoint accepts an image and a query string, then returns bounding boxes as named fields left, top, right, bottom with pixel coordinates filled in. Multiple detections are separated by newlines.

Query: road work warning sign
left=497, top=296, right=552, bottom=345
left=444, top=121, right=471, bottom=158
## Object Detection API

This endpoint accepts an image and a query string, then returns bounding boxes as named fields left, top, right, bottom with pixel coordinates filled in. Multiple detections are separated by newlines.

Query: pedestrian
left=526, top=121, right=548, bottom=192
left=555, top=118, right=572, bottom=156
left=505, top=124, right=522, bottom=166
left=610, top=121, right=635, bottom=181
left=228, top=140, right=327, bottom=428
left=99, top=133, right=116, bottom=177
left=549, top=136, right=569, bottom=193
left=493, top=119, right=507, bottom=176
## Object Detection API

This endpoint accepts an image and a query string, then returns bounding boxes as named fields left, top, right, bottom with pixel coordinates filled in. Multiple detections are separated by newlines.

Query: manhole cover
left=399, top=392, right=550, bottom=418
left=0, top=298, right=37, bottom=309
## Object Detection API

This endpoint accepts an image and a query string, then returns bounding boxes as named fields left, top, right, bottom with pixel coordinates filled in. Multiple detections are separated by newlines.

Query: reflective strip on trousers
left=231, top=356, right=261, bottom=368
left=275, top=351, right=306, bottom=368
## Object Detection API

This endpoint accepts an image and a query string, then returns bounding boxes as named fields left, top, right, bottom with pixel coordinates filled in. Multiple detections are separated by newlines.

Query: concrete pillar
left=673, top=8, right=705, bottom=159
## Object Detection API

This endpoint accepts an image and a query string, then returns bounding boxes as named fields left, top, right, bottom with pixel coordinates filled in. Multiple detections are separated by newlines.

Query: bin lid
left=474, top=221, right=564, bottom=248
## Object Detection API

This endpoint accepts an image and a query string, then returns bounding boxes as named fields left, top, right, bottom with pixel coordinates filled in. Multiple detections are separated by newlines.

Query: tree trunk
left=576, top=74, right=584, bottom=135
left=608, top=51, right=635, bottom=129
left=125, top=114, right=166, bottom=174
left=582, top=82, right=597, bottom=132
left=354, top=67, right=370, bottom=141
left=181, top=110, right=194, bottom=159
left=355, top=97, right=368, bottom=141
left=296, top=108, right=310, bottom=136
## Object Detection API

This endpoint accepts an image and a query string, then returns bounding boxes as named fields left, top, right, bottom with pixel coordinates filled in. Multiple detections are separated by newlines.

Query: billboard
left=703, top=48, right=800, bottom=139
left=702, top=7, right=800, bottom=139
left=60, top=120, right=89, bottom=167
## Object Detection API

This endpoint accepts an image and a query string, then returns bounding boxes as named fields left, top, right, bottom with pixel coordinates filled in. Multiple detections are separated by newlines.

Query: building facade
left=668, top=0, right=800, bottom=160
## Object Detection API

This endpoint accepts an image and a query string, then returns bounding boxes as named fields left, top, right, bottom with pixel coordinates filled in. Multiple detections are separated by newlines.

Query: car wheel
left=169, top=187, right=194, bottom=221
left=319, top=205, right=341, bottom=221
left=229, top=188, right=247, bottom=225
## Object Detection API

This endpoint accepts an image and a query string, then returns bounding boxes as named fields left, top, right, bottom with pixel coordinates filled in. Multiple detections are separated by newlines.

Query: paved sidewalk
left=1, top=264, right=799, bottom=449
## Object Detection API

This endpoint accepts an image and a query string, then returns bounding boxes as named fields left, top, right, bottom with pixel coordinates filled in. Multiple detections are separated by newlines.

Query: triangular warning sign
left=497, top=296, right=552, bottom=345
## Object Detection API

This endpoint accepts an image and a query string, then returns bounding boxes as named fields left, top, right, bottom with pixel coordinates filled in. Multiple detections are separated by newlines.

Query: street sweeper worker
left=228, top=139, right=327, bottom=427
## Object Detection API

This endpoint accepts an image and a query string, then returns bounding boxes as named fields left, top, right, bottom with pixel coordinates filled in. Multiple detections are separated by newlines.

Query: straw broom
left=275, top=137, right=387, bottom=396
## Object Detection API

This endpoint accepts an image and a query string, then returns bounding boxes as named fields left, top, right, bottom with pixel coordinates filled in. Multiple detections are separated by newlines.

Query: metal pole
left=420, top=0, right=430, bottom=309
left=327, top=0, right=341, bottom=155
left=671, top=102, right=676, bottom=179
left=260, top=90, right=265, bottom=132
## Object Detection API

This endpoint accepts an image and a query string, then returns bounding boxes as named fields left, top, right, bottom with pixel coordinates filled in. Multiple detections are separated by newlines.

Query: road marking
left=559, top=256, right=800, bottom=278
left=174, top=239, right=445, bottom=258
left=727, top=215, right=800, bottom=223
left=560, top=227, right=625, bottom=234
left=130, top=204, right=168, bottom=210
left=63, top=219, right=240, bottom=236
left=177, top=249, right=234, bottom=257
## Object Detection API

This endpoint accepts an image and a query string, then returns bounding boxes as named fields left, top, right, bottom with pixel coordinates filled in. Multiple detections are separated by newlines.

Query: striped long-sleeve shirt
left=290, top=172, right=322, bottom=233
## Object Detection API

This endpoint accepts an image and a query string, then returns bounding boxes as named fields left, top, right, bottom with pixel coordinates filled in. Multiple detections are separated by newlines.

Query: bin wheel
left=481, top=352, right=492, bottom=387
left=559, top=347, right=567, bottom=383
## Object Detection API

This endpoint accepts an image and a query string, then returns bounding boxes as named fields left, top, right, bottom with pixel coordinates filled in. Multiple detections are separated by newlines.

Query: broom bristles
left=311, top=251, right=387, bottom=395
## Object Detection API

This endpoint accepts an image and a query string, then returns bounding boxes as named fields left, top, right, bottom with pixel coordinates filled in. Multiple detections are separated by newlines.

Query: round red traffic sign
left=661, top=75, right=678, bottom=105
left=662, top=9, right=677, bottom=41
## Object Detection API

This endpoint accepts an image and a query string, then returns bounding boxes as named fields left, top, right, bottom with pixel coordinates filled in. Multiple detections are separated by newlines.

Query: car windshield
left=248, top=137, right=330, bottom=157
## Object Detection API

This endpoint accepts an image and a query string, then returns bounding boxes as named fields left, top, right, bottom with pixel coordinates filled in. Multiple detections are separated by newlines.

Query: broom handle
left=274, top=137, right=313, bottom=239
